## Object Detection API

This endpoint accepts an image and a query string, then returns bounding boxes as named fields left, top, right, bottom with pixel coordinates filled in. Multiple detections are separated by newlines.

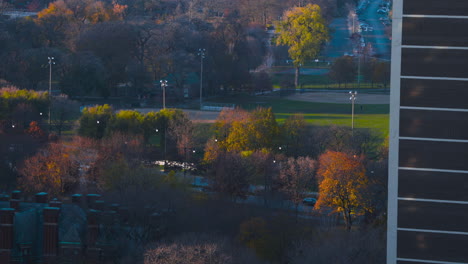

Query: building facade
left=388, top=0, right=468, bottom=263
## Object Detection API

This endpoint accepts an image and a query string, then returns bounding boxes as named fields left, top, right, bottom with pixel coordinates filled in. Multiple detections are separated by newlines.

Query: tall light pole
left=198, top=48, right=205, bottom=110
left=349, top=91, right=357, bottom=133
left=352, top=13, right=356, bottom=34
left=47, top=56, right=55, bottom=130
left=183, top=147, right=195, bottom=178
left=160, top=80, right=168, bottom=109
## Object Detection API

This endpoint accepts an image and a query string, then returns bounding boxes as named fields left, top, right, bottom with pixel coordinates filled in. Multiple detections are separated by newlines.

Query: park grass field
left=205, top=95, right=390, bottom=137
left=269, top=66, right=389, bottom=90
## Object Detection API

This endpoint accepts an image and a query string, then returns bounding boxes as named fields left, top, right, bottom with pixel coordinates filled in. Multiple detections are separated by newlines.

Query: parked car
left=377, top=9, right=387, bottom=14
left=302, top=197, right=317, bottom=206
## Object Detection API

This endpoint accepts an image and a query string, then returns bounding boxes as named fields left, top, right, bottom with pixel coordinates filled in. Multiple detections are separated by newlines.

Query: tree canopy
left=316, top=151, right=370, bottom=230
left=276, top=4, right=329, bottom=88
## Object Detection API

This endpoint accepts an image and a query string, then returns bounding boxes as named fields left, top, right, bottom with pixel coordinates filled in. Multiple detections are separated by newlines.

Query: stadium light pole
left=160, top=80, right=168, bottom=109
left=198, top=48, right=205, bottom=110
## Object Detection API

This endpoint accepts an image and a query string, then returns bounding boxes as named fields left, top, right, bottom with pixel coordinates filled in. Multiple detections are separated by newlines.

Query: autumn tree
left=78, top=104, right=113, bottom=139
left=212, top=108, right=250, bottom=151
left=276, top=4, right=329, bottom=88
left=316, top=151, right=370, bottom=230
left=26, top=121, right=46, bottom=140
left=248, top=107, right=279, bottom=150
left=217, top=107, right=279, bottom=152
left=203, top=138, right=222, bottom=164
left=106, top=109, right=144, bottom=136
left=278, top=156, right=316, bottom=220
left=19, top=142, right=79, bottom=196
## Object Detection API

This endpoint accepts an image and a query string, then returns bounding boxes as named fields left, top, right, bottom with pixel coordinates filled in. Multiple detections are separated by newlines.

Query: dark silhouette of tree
left=144, top=233, right=262, bottom=264
left=208, top=151, right=250, bottom=201
left=328, top=56, right=356, bottom=88
left=281, top=114, right=307, bottom=157
left=278, top=156, right=316, bottom=220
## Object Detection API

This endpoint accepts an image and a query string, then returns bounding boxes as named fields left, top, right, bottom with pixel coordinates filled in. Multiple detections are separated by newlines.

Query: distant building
left=388, top=1, right=468, bottom=263
left=0, top=191, right=132, bottom=264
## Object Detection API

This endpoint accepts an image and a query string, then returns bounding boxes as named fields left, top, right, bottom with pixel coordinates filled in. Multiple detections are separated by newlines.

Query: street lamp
left=198, top=48, right=205, bottom=110
left=47, top=56, right=55, bottom=130
left=160, top=80, right=168, bottom=109
left=349, top=91, right=357, bottom=133
left=183, top=147, right=195, bottom=178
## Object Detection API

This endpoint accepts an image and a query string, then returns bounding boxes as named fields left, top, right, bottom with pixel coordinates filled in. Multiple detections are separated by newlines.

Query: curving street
left=358, top=0, right=391, bottom=60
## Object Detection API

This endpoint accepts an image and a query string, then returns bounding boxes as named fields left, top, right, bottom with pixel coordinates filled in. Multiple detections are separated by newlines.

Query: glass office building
left=388, top=0, right=468, bottom=263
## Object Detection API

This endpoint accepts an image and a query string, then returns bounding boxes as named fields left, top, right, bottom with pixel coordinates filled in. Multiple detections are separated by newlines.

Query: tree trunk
left=343, top=209, right=352, bottom=231
left=295, top=66, right=300, bottom=89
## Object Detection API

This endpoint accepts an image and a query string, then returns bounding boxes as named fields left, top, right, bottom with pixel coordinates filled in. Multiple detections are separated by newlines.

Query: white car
left=303, top=197, right=317, bottom=206
left=377, top=9, right=387, bottom=14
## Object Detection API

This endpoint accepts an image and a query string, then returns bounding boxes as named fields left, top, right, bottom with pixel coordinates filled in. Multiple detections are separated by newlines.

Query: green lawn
left=205, top=95, right=390, bottom=137
left=270, top=66, right=389, bottom=90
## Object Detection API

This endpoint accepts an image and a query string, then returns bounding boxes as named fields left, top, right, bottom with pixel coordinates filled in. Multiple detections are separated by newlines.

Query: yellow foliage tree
left=276, top=4, right=329, bottom=88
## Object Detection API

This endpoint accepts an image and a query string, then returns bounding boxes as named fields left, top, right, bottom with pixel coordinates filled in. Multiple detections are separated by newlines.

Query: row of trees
left=78, top=105, right=194, bottom=160
left=200, top=107, right=387, bottom=229
left=4, top=100, right=388, bottom=261
left=1, top=0, right=363, bottom=99
left=12, top=104, right=387, bottom=229
left=206, top=146, right=383, bottom=230
left=0, top=0, right=269, bottom=98
left=328, top=55, right=391, bottom=88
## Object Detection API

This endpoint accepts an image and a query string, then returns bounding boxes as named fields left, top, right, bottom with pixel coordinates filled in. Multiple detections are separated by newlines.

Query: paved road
left=2, top=10, right=37, bottom=19
left=359, top=0, right=391, bottom=60
left=323, top=18, right=353, bottom=58
left=287, top=91, right=389, bottom=104
left=189, top=175, right=322, bottom=215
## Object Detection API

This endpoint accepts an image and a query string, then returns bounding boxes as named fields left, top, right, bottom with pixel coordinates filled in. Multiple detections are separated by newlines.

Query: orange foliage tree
left=316, top=150, right=370, bottom=230
left=25, top=121, right=46, bottom=140
left=19, top=142, right=79, bottom=196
